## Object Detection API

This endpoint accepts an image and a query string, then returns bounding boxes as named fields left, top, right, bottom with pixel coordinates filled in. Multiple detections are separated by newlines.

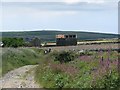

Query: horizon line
left=0, top=29, right=118, bottom=34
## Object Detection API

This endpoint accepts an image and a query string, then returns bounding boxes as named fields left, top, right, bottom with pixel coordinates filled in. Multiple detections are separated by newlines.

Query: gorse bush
left=53, top=51, right=76, bottom=63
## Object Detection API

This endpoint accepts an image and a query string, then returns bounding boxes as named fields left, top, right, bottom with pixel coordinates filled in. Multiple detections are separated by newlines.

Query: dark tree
left=31, top=37, right=41, bottom=47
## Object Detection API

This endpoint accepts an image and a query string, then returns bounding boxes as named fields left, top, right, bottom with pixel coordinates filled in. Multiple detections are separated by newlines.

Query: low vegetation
left=2, top=38, right=25, bottom=47
left=2, top=37, right=41, bottom=48
left=35, top=50, right=120, bottom=88
left=2, top=48, right=44, bottom=75
left=2, top=47, right=119, bottom=88
left=53, top=51, right=77, bottom=63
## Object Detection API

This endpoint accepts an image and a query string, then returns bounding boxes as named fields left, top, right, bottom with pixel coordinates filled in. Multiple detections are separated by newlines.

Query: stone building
left=56, top=34, right=77, bottom=46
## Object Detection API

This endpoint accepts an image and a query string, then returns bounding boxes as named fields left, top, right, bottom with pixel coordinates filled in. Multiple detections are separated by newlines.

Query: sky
left=0, top=0, right=119, bottom=34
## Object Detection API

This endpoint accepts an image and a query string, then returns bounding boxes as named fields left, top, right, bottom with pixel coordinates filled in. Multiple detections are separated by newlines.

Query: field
left=42, top=43, right=119, bottom=51
left=1, top=42, right=120, bottom=88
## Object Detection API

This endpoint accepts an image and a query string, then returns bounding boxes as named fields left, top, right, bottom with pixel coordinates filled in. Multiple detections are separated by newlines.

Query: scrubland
left=35, top=50, right=120, bottom=88
left=1, top=47, right=120, bottom=88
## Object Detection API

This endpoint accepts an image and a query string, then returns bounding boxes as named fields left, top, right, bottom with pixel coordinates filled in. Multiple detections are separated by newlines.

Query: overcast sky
left=0, top=0, right=119, bottom=34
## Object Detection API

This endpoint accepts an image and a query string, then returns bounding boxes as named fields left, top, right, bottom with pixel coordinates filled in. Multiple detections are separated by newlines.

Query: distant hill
left=2, top=30, right=118, bottom=42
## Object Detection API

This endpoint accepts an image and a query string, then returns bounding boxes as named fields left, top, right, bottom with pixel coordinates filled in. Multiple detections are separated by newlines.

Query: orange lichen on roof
left=56, top=35, right=65, bottom=38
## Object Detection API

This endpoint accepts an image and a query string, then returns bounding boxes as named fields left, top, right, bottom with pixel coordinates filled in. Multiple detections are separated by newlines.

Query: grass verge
left=2, top=47, right=44, bottom=75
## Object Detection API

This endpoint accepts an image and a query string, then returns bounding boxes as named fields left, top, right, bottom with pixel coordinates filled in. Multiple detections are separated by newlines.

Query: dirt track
left=1, top=65, right=40, bottom=88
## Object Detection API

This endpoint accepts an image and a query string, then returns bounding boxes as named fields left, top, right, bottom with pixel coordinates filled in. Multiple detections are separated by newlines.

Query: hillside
left=2, top=30, right=118, bottom=42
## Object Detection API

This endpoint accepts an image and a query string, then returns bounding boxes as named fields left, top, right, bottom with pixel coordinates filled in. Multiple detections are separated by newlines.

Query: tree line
left=2, top=37, right=41, bottom=48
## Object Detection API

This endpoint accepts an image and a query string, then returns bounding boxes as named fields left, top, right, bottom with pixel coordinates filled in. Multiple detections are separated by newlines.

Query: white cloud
left=64, top=0, right=105, bottom=4
left=64, top=0, right=80, bottom=4
left=1, top=0, right=118, bottom=3
left=1, top=0, right=56, bottom=2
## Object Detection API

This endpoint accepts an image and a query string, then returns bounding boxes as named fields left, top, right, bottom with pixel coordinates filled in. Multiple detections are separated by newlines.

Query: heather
left=35, top=50, right=120, bottom=88
left=1, top=47, right=119, bottom=88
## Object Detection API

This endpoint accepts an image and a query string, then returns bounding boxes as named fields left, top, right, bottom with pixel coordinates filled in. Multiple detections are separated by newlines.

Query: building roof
left=56, top=34, right=77, bottom=38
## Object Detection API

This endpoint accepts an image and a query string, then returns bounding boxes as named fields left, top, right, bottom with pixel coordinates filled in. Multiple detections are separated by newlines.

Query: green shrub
left=92, top=70, right=120, bottom=89
left=53, top=51, right=76, bottom=63
left=54, top=74, right=64, bottom=88
left=2, top=37, right=25, bottom=47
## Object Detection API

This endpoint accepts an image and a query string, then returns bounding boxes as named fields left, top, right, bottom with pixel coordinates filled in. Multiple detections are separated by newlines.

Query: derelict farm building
left=56, top=34, right=77, bottom=46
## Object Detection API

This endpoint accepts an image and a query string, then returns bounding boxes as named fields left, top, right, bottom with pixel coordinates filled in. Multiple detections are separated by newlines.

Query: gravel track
left=0, top=65, right=40, bottom=88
